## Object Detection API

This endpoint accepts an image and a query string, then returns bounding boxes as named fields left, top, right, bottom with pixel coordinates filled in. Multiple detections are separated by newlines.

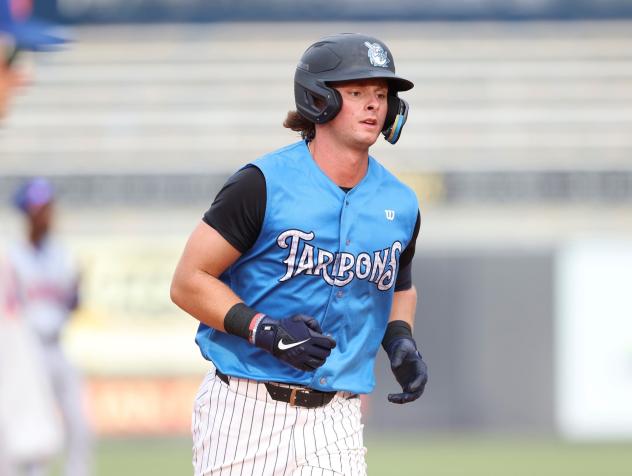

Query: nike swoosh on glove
left=253, top=314, right=336, bottom=372
left=385, top=337, right=428, bottom=404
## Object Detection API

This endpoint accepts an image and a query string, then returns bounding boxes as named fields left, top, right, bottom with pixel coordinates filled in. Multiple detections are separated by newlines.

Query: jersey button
left=336, top=291, right=344, bottom=298
left=345, top=239, right=351, bottom=246
left=320, top=377, right=327, bottom=385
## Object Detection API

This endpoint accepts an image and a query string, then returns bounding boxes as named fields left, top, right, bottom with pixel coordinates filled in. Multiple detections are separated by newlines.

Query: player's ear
left=382, top=95, right=408, bottom=145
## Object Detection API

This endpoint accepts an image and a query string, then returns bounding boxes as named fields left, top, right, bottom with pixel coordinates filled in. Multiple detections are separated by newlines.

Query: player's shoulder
left=369, top=157, right=419, bottom=207
left=252, top=140, right=308, bottom=171
left=5, top=239, right=28, bottom=261
left=9, top=238, right=75, bottom=268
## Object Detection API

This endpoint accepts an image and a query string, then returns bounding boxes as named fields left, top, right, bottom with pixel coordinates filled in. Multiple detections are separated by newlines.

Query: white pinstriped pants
left=191, top=364, right=367, bottom=476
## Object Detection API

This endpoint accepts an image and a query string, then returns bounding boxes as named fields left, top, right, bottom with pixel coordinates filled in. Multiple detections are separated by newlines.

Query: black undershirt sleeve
left=202, top=166, right=266, bottom=253
left=394, top=210, right=421, bottom=292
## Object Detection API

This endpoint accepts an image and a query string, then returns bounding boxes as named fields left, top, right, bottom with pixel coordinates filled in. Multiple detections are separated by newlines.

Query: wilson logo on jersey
left=277, top=229, right=401, bottom=291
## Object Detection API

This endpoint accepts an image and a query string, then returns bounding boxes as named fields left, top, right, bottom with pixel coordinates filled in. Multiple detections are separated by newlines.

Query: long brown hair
left=283, top=110, right=315, bottom=141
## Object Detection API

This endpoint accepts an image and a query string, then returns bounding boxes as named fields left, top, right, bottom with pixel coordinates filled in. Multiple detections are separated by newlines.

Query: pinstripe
left=350, top=403, right=358, bottom=473
left=192, top=399, right=199, bottom=473
left=194, top=383, right=209, bottom=464
left=326, top=401, right=343, bottom=473
left=292, top=408, right=299, bottom=466
left=238, top=380, right=256, bottom=476
left=301, top=408, right=308, bottom=468
left=193, top=388, right=208, bottom=471
left=352, top=403, right=363, bottom=476
left=212, top=377, right=232, bottom=469
left=344, top=398, right=365, bottom=476
left=319, top=408, right=333, bottom=471
left=248, top=384, right=269, bottom=476
left=226, top=379, right=249, bottom=476
left=338, top=400, right=351, bottom=475
left=311, top=409, right=320, bottom=469
left=196, top=387, right=209, bottom=403
left=271, top=401, right=290, bottom=475
left=306, top=407, right=316, bottom=468
left=207, top=380, right=228, bottom=470
left=203, top=377, right=226, bottom=471
left=200, top=379, right=222, bottom=473
left=337, top=398, right=352, bottom=441
left=219, top=379, right=242, bottom=475
left=197, top=375, right=219, bottom=475
left=283, top=407, right=298, bottom=476
left=291, top=406, right=304, bottom=470
left=260, top=398, right=279, bottom=475
left=347, top=400, right=356, bottom=475
left=340, top=402, right=353, bottom=462
left=197, top=378, right=211, bottom=475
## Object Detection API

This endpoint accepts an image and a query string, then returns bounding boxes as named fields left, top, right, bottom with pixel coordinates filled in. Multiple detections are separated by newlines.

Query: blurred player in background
left=172, top=33, right=428, bottom=475
left=7, top=178, right=93, bottom=476
left=0, top=1, right=90, bottom=475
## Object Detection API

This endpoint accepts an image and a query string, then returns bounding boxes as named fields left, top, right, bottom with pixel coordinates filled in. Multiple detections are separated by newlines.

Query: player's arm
left=388, top=285, right=417, bottom=328
left=67, top=265, right=81, bottom=312
left=171, top=166, right=335, bottom=371
left=0, top=258, right=20, bottom=317
left=170, top=221, right=242, bottom=332
left=382, top=211, right=428, bottom=404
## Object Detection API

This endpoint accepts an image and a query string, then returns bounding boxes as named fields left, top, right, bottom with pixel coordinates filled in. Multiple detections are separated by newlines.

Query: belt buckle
left=289, top=388, right=308, bottom=406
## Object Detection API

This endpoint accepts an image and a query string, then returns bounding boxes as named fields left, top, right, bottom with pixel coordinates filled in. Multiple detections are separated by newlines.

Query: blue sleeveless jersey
left=195, top=141, right=419, bottom=394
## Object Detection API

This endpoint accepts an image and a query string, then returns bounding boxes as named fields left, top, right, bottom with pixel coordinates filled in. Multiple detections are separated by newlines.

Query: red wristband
left=248, top=313, right=266, bottom=344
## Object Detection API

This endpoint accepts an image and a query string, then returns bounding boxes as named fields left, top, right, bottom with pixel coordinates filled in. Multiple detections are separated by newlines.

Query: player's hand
left=253, top=314, right=336, bottom=372
left=385, top=337, right=428, bottom=404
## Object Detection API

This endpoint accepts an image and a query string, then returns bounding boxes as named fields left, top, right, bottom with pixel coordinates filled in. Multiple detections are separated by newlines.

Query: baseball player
left=1, top=3, right=71, bottom=475
left=0, top=0, right=65, bottom=118
left=4, top=178, right=92, bottom=476
left=171, top=33, right=428, bottom=476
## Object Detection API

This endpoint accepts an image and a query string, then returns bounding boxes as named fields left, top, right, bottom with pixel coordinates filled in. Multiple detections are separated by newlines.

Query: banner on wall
left=556, top=239, right=632, bottom=439
left=65, top=236, right=207, bottom=376
left=86, top=376, right=201, bottom=435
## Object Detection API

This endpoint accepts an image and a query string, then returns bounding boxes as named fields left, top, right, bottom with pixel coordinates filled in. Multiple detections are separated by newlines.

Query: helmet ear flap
left=295, top=77, right=342, bottom=124
left=382, top=95, right=409, bottom=144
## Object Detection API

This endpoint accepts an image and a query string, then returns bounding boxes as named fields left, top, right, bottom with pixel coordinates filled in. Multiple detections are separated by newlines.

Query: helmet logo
left=364, top=41, right=389, bottom=68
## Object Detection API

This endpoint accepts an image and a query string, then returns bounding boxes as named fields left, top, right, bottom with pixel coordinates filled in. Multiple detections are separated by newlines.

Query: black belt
left=215, top=369, right=351, bottom=409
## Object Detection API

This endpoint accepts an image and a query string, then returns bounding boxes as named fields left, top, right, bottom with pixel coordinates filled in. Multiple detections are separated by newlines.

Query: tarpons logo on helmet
left=364, top=41, right=389, bottom=68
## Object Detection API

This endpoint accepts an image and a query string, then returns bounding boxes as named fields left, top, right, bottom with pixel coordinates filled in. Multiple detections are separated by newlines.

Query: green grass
left=365, top=437, right=632, bottom=476
left=50, top=435, right=632, bottom=475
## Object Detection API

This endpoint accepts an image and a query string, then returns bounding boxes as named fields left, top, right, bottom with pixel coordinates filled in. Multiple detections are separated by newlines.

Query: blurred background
left=1, top=0, right=632, bottom=474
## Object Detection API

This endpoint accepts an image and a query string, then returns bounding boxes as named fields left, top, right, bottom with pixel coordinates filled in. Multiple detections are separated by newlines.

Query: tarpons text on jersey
left=277, top=229, right=402, bottom=291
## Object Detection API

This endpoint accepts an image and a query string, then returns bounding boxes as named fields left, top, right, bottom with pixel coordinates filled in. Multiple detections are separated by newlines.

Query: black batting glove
left=252, top=314, right=336, bottom=372
left=223, top=303, right=336, bottom=372
left=382, top=321, right=428, bottom=404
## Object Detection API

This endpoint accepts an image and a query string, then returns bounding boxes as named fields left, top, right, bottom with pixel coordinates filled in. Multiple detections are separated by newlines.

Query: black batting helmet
left=294, top=33, right=414, bottom=144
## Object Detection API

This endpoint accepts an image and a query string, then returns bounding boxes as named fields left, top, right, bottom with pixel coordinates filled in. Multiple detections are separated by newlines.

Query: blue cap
left=13, top=177, right=55, bottom=213
left=0, top=0, right=66, bottom=51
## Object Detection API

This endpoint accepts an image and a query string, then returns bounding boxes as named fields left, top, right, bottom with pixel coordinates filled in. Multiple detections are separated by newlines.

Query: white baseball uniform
left=5, top=239, right=92, bottom=476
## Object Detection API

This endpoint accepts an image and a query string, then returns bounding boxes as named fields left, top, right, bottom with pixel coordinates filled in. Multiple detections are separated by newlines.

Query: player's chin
left=354, top=130, right=381, bottom=148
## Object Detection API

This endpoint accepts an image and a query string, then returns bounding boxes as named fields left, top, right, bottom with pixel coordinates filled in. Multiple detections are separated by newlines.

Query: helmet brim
left=1, top=20, right=68, bottom=51
left=322, top=70, right=414, bottom=92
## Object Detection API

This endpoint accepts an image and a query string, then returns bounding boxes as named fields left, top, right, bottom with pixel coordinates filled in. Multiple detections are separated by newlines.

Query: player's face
left=327, top=78, right=389, bottom=150
left=0, top=42, right=25, bottom=119
left=27, top=202, right=54, bottom=237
